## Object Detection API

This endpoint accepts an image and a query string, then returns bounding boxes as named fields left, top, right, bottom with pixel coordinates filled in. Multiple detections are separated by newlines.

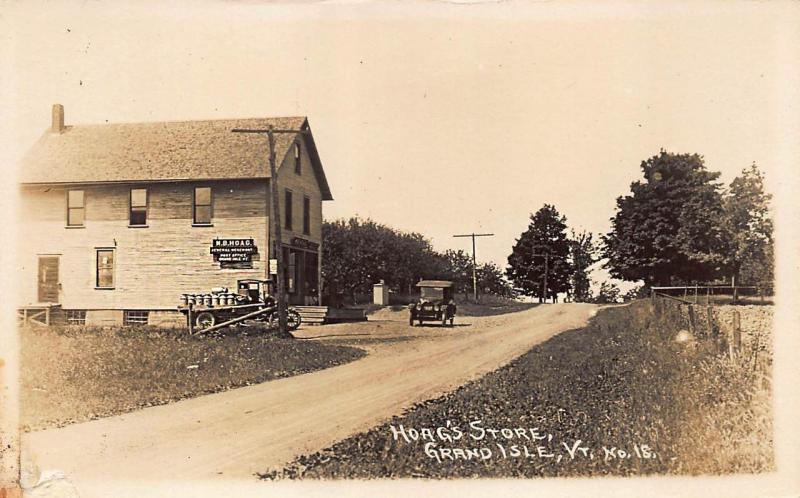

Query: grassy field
left=263, top=301, right=773, bottom=479
left=20, top=324, right=365, bottom=431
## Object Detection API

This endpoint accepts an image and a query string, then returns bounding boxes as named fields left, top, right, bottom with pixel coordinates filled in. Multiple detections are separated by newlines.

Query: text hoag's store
left=17, top=105, right=333, bottom=326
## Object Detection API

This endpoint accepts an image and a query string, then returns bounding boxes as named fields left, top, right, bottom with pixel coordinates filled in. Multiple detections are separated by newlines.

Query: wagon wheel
left=195, top=311, right=216, bottom=329
left=269, top=309, right=303, bottom=331
left=286, top=309, right=302, bottom=331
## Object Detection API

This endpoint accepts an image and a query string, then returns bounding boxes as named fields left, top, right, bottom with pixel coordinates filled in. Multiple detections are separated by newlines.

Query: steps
left=293, top=306, right=368, bottom=325
left=295, top=306, right=328, bottom=325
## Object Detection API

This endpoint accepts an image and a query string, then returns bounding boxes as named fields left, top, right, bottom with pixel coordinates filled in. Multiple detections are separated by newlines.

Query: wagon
left=178, top=279, right=301, bottom=332
left=408, top=280, right=457, bottom=327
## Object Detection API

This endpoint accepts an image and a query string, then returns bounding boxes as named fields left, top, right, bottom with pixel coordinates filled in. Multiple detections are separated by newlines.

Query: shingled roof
left=19, top=113, right=333, bottom=200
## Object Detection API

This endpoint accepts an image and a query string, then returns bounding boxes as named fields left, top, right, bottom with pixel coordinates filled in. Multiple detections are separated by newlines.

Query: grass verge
left=262, top=301, right=773, bottom=479
left=21, top=325, right=365, bottom=431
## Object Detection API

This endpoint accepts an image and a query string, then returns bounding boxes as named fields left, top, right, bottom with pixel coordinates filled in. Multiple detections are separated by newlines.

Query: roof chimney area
left=52, top=103, right=65, bottom=133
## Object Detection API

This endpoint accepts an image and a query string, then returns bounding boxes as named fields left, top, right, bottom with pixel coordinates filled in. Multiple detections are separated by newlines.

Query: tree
left=477, top=262, right=516, bottom=298
left=507, top=204, right=572, bottom=302
left=722, top=163, right=774, bottom=290
left=443, top=249, right=473, bottom=299
left=622, top=285, right=648, bottom=302
left=603, top=150, right=728, bottom=286
left=322, top=217, right=442, bottom=303
left=592, top=281, right=620, bottom=304
left=568, top=230, right=598, bottom=302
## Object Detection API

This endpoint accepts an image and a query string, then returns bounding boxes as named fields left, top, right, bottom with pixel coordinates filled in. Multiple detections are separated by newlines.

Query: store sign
left=290, top=237, right=319, bottom=251
left=210, top=238, right=258, bottom=263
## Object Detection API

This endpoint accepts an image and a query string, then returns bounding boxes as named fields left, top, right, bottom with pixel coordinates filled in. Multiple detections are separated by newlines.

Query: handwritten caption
left=389, top=420, right=658, bottom=464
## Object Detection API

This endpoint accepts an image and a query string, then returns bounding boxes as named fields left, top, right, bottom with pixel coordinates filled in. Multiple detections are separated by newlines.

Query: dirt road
left=22, top=303, right=596, bottom=496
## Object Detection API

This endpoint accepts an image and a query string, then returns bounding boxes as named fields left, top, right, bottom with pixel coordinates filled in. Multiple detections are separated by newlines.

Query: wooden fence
left=651, top=292, right=765, bottom=366
left=651, top=285, right=769, bottom=306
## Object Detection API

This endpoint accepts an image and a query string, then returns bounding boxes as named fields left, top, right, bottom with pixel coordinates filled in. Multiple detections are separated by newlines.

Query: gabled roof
left=19, top=115, right=333, bottom=200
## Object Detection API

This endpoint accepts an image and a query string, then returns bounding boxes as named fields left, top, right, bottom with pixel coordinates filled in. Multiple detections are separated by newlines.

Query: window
left=96, top=249, right=115, bottom=288
left=284, top=189, right=293, bottom=230
left=303, top=196, right=310, bottom=235
left=193, top=187, right=212, bottom=225
left=130, top=188, right=147, bottom=226
left=65, top=310, right=86, bottom=325
left=294, top=142, right=302, bottom=175
left=124, top=310, right=149, bottom=326
left=67, top=190, right=85, bottom=226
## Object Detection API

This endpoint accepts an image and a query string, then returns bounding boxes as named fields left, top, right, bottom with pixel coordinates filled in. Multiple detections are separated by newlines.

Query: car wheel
left=195, top=312, right=216, bottom=329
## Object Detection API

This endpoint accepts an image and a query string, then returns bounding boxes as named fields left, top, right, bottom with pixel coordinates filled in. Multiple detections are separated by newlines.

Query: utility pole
left=453, top=232, right=494, bottom=302
left=232, top=126, right=309, bottom=334
left=531, top=245, right=551, bottom=303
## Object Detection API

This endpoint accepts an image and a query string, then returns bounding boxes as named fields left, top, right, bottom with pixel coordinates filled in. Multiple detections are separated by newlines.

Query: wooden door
left=38, top=256, right=60, bottom=303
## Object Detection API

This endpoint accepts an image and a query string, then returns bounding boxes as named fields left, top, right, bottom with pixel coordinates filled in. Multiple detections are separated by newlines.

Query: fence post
left=687, top=305, right=696, bottom=335
left=733, top=309, right=742, bottom=354
left=706, top=306, right=721, bottom=350
left=706, top=286, right=711, bottom=305
left=732, top=286, right=738, bottom=305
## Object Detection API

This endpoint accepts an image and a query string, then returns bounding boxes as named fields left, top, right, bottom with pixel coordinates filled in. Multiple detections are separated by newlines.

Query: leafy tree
left=507, top=204, right=572, bottom=302
left=477, top=262, right=516, bottom=298
left=322, top=217, right=440, bottom=302
left=622, top=285, right=648, bottom=302
left=568, top=230, right=598, bottom=302
left=443, top=249, right=473, bottom=299
left=592, top=281, right=621, bottom=304
left=603, top=150, right=728, bottom=286
left=722, top=163, right=774, bottom=290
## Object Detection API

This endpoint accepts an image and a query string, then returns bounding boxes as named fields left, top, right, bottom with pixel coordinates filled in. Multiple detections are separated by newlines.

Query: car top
left=415, top=280, right=455, bottom=288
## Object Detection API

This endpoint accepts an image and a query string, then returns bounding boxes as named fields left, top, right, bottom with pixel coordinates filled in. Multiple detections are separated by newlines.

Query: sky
left=2, top=1, right=798, bottom=291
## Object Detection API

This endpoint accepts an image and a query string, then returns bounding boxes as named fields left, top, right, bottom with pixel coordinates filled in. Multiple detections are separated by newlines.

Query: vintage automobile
left=409, top=280, right=457, bottom=327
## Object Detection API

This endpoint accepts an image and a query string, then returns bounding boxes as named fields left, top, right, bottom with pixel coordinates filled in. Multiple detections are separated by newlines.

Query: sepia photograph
left=1, top=1, right=799, bottom=497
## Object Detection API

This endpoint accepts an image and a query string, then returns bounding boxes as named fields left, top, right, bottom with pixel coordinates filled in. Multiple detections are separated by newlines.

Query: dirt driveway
left=22, top=304, right=596, bottom=496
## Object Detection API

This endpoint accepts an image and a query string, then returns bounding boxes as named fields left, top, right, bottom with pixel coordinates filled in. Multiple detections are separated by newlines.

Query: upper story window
left=303, top=196, right=310, bottom=235
left=129, top=188, right=148, bottom=226
left=284, top=189, right=293, bottom=230
left=67, top=190, right=85, bottom=227
left=193, top=187, right=212, bottom=225
left=294, top=143, right=301, bottom=175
